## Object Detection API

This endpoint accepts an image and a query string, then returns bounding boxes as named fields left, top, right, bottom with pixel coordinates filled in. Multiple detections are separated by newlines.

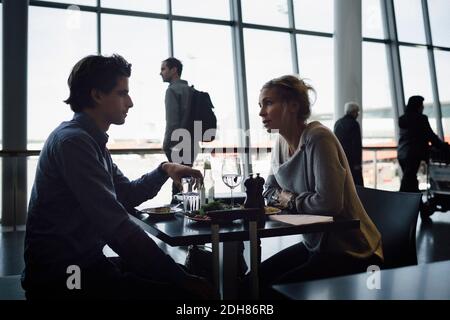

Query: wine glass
left=221, top=155, right=243, bottom=208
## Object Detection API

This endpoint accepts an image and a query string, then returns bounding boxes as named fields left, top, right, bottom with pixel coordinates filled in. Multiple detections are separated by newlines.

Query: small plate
left=141, top=207, right=182, bottom=215
left=265, top=206, right=281, bottom=215
left=185, top=213, right=211, bottom=223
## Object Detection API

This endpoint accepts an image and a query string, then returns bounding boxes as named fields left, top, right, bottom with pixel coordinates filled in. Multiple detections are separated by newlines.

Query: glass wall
left=101, top=14, right=168, bottom=146
left=244, top=29, right=293, bottom=146
left=427, top=0, right=450, bottom=47
left=394, top=0, right=426, bottom=44
left=362, top=42, right=394, bottom=146
left=172, top=21, right=238, bottom=147
left=241, top=0, right=289, bottom=27
left=399, top=46, right=437, bottom=131
left=27, top=6, right=97, bottom=149
left=293, top=0, right=333, bottom=33
left=101, top=0, right=166, bottom=13
left=362, top=0, right=385, bottom=39
left=435, top=50, right=450, bottom=140
left=297, top=35, right=334, bottom=129
left=2, top=0, right=449, bottom=217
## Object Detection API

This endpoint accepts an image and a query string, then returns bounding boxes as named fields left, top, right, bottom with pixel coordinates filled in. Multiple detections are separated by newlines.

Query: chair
left=0, top=275, right=25, bottom=300
left=356, top=186, right=421, bottom=269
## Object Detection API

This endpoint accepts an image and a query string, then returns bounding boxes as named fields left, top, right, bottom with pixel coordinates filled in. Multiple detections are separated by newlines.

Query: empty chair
left=356, top=186, right=421, bottom=269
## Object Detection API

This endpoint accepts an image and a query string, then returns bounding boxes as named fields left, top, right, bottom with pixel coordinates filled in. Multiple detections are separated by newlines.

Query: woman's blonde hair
left=261, top=75, right=315, bottom=121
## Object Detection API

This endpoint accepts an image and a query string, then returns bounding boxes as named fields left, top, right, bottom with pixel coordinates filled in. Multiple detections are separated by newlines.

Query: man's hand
left=162, top=163, right=203, bottom=191
left=181, top=274, right=218, bottom=300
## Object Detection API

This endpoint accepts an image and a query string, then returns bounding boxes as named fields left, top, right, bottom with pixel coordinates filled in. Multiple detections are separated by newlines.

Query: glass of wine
left=221, top=155, right=243, bottom=208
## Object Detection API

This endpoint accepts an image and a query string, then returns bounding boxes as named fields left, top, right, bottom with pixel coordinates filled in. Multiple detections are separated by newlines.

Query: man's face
left=160, top=62, right=177, bottom=83
left=96, top=76, right=133, bottom=126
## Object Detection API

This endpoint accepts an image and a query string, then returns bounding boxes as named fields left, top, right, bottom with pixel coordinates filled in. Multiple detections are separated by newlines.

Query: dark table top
left=272, top=260, right=450, bottom=300
left=129, top=211, right=360, bottom=247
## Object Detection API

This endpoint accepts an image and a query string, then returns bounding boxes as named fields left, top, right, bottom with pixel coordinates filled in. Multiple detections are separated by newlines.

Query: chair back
left=356, top=186, right=420, bottom=269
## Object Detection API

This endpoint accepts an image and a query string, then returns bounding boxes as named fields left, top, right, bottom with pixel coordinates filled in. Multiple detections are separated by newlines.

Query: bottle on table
left=203, top=158, right=215, bottom=204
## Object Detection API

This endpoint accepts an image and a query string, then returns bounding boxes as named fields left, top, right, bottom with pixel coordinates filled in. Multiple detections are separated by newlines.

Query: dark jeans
left=399, top=157, right=430, bottom=215
left=399, top=158, right=422, bottom=193
left=24, top=257, right=194, bottom=300
left=255, top=242, right=383, bottom=299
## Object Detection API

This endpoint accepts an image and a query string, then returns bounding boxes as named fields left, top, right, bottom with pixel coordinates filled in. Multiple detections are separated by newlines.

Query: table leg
left=222, top=241, right=240, bottom=300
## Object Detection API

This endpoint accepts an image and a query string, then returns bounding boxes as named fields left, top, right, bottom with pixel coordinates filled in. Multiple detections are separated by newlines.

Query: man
left=22, top=54, right=213, bottom=300
left=160, top=57, right=198, bottom=197
left=334, top=102, right=364, bottom=186
left=398, top=96, right=447, bottom=218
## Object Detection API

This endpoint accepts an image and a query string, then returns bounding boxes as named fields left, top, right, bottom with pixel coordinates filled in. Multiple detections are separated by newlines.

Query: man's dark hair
left=162, top=57, right=183, bottom=76
left=405, top=95, right=424, bottom=113
left=64, top=54, right=132, bottom=112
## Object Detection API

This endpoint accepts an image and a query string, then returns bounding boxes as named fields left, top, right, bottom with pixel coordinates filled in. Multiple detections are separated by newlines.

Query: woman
left=258, top=75, right=383, bottom=287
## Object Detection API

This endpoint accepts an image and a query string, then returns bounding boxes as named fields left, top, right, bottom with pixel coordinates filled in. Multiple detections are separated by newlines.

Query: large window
left=362, top=0, right=385, bottom=39
left=399, top=46, right=436, bottom=130
left=172, top=0, right=229, bottom=20
left=293, top=0, right=333, bottom=33
left=427, top=0, right=450, bottom=47
left=43, top=0, right=96, bottom=5
left=172, top=21, right=238, bottom=146
left=27, top=6, right=97, bottom=148
left=394, top=0, right=426, bottom=44
left=435, top=50, right=450, bottom=139
left=297, top=35, right=334, bottom=129
left=101, top=14, right=168, bottom=147
left=242, top=0, right=289, bottom=27
left=101, top=0, right=166, bottom=13
left=362, top=42, right=395, bottom=146
left=244, top=29, right=293, bottom=145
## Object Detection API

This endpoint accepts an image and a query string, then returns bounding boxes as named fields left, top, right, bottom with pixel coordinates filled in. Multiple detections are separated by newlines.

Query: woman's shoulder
left=303, top=121, right=334, bottom=143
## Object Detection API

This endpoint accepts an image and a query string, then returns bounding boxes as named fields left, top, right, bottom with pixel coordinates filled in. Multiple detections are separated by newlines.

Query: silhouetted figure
left=398, top=95, right=447, bottom=217
left=23, top=54, right=213, bottom=300
left=160, top=57, right=197, bottom=197
left=334, top=102, right=364, bottom=186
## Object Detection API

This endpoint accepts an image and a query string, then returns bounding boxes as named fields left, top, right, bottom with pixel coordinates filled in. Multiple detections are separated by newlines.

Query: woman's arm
left=296, top=132, right=347, bottom=215
left=263, top=174, right=282, bottom=206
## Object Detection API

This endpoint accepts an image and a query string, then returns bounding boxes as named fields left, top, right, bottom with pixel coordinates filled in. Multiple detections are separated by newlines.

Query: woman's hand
left=161, top=163, right=203, bottom=191
left=277, top=190, right=296, bottom=209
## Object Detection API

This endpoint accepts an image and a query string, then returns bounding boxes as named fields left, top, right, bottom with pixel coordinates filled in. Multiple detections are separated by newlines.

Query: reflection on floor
left=2, top=211, right=450, bottom=276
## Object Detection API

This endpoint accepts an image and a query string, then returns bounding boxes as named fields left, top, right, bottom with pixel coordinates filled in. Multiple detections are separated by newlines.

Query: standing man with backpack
left=160, top=57, right=197, bottom=197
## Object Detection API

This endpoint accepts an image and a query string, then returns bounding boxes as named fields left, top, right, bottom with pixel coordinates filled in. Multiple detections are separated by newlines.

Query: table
left=272, top=260, right=450, bottom=300
left=130, top=211, right=360, bottom=299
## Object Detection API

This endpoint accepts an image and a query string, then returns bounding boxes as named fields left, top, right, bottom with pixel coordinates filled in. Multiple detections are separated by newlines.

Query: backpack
left=181, top=86, right=217, bottom=142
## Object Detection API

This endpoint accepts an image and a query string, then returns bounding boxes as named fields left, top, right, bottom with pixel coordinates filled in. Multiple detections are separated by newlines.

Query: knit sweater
left=265, top=121, right=383, bottom=260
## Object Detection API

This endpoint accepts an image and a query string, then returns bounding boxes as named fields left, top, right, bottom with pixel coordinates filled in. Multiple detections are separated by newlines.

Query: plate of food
left=141, top=206, right=182, bottom=216
left=184, top=212, right=212, bottom=223
left=264, top=206, right=282, bottom=215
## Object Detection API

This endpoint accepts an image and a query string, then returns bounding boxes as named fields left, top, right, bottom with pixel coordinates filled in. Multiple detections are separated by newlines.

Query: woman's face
left=259, top=87, right=296, bottom=131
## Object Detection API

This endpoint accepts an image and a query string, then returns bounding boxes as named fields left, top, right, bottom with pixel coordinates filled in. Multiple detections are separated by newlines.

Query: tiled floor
left=2, top=211, right=450, bottom=276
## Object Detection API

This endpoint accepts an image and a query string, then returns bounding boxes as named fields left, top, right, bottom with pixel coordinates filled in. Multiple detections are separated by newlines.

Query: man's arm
left=113, top=162, right=169, bottom=211
left=54, top=135, right=189, bottom=284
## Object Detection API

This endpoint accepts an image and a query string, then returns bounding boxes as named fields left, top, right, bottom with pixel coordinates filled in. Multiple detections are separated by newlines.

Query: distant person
left=160, top=57, right=198, bottom=197
left=23, top=54, right=213, bottom=300
left=334, top=102, right=364, bottom=186
left=398, top=95, right=447, bottom=216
